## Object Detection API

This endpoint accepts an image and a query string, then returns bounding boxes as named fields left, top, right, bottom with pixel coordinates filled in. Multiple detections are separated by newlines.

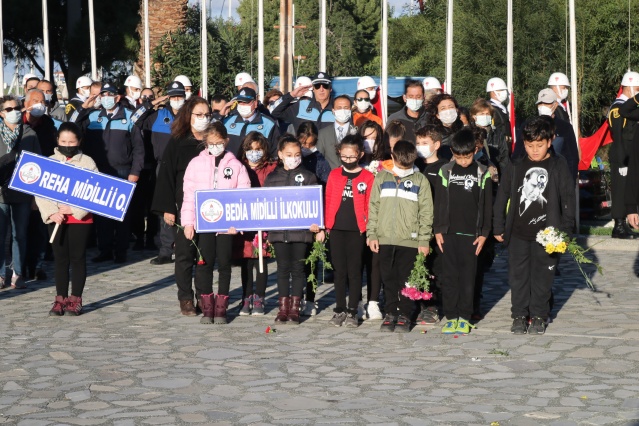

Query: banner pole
left=49, top=223, right=59, bottom=244
left=258, top=230, right=264, bottom=273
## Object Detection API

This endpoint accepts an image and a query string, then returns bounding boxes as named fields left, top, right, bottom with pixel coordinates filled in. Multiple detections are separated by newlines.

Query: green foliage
left=406, top=251, right=430, bottom=292
left=305, top=239, right=333, bottom=294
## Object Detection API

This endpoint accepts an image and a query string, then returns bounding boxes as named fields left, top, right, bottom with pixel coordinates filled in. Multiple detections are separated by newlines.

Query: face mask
left=438, top=109, right=458, bottom=125
left=356, top=100, right=370, bottom=113
left=246, top=149, right=264, bottom=163
left=283, top=156, right=301, bottom=169
left=495, top=90, right=508, bottom=103
left=301, top=147, right=317, bottom=157
left=363, top=139, right=375, bottom=154
left=475, top=114, right=492, bottom=127
left=334, top=109, right=351, bottom=123
left=416, top=145, right=434, bottom=159
left=341, top=160, right=359, bottom=171
left=130, top=90, right=141, bottom=101
left=185, top=92, right=192, bottom=100
left=208, top=144, right=225, bottom=157
left=237, top=104, right=254, bottom=118
left=192, top=116, right=209, bottom=132
left=78, top=89, right=90, bottom=101
left=406, top=98, right=423, bottom=112
left=367, top=89, right=376, bottom=99
left=58, top=145, right=80, bottom=157
left=93, top=96, right=102, bottom=109
left=4, top=110, right=21, bottom=125
left=170, top=99, right=185, bottom=111
left=538, top=106, right=554, bottom=117
left=392, top=164, right=414, bottom=178
left=102, top=96, right=116, bottom=110
left=559, top=88, right=569, bottom=100
left=29, top=103, right=45, bottom=117
left=44, top=93, right=53, bottom=103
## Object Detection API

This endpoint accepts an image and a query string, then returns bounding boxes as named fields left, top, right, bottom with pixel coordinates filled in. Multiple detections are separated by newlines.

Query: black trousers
left=158, top=216, right=176, bottom=258
left=174, top=217, right=197, bottom=301
left=274, top=242, right=308, bottom=298
left=25, top=210, right=48, bottom=276
left=194, top=233, right=233, bottom=296
left=474, top=235, right=495, bottom=314
left=440, top=234, right=477, bottom=320
left=610, top=162, right=627, bottom=219
left=363, top=247, right=381, bottom=303
left=130, top=169, right=158, bottom=243
left=379, top=245, right=417, bottom=317
left=331, top=230, right=366, bottom=312
left=241, top=258, right=268, bottom=298
left=508, top=235, right=559, bottom=318
left=49, top=223, right=91, bottom=297
left=96, top=212, right=131, bottom=256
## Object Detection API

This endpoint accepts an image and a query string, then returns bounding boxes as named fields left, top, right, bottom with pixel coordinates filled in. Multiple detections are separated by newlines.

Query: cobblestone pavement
left=2, top=236, right=639, bottom=426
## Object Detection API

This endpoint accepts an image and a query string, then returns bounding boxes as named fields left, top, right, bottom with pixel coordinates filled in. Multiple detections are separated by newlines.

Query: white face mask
left=192, top=116, right=209, bottom=132
left=208, top=144, right=225, bottom=156
left=406, top=98, right=423, bottom=112
left=495, top=90, right=508, bottom=103
left=363, top=139, right=375, bottom=154
left=130, top=89, right=141, bottom=101
left=170, top=99, right=185, bottom=111
left=237, top=104, right=254, bottom=118
left=367, top=89, right=376, bottom=99
left=559, top=88, right=569, bottom=100
left=78, top=88, right=90, bottom=101
left=538, top=106, right=554, bottom=117
left=355, top=100, right=370, bottom=113
left=301, top=147, right=317, bottom=157
left=283, top=156, right=302, bottom=170
left=246, top=150, right=264, bottom=163
left=44, top=93, right=53, bottom=103
left=392, top=164, right=414, bottom=178
left=185, top=92, right=192, bottom=100
left=438, top=109, right=458, bottom=125
left=416, top=145, right=434, bottom=159
left=93, top=96, right=102, bottom=109
left=334, top=109, right=351, bottom=123
left=4, top=110, right=21, bottom=125
left=475, top=114, right=492, bottom=127
left=29, top=103, right=46, bottom=117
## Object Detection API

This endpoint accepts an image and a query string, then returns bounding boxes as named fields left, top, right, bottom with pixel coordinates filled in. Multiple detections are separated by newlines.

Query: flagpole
left=258, top=0, right=264, bottom=100
left=144, top=0, right=151, bottom=88
left=42, top=0, right=50, bottom=81
left=445, top=0, right=453, bottom=94
left=88, top=0, right=97, bottom=80
left=201, top=0, right=208, bottom=100
left=569, top=0, right=580, bottom=231
left=381, top=0, right=388, bottom=122
left=0, top=0, right=4, bottom=95
left=320, top=0, right=327, bottom=71
left=506, top=0, right=513, bottom=113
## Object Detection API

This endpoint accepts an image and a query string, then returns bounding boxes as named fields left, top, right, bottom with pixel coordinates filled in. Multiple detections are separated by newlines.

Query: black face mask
left=58, top=146, right=80, bottom=158
left=341, top=160, right=359, bottom=171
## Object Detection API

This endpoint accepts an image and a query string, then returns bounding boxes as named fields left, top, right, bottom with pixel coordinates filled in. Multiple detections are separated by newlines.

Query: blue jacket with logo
left=270, top=93, right=335, bottom=134
left=134, top=107, right=175, bottom=167
left=223, top=112, right=280, bottom=160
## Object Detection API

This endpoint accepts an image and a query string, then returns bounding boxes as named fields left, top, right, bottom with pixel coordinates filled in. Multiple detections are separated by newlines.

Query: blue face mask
left=102, top=96, right=116, bottom=110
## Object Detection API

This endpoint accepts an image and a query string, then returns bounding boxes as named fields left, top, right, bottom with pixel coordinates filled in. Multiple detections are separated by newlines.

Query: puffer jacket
left=263, top=164, right=318, bottom=243
left=180, top=150, right=251, bottom=227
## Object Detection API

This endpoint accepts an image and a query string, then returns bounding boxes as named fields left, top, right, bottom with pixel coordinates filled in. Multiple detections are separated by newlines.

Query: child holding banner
left=35, top=123, right=97, bottom=316
left=264, top=135, right=322, bottom=325
left=181, top=121, right=251, bottom=325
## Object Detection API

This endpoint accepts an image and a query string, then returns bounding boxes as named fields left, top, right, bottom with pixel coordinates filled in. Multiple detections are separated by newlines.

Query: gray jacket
left=0, top=124, right=42, bottom=204
left=317, top=122, right=357, bottom=169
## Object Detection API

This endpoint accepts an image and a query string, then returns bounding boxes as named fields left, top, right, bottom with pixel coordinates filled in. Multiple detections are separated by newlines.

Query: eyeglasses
left=313, top=83, right=331, bottom=90
left=208, top=142, right=225, bottom=147
left=340, top=155, right=359, bottom=161
left=3, top=107, right=19, bottom=113
left=192, top=113, right=211, bottom=119
left=141, top=96, right=155, bottom=101
left=355, top=98, right=370, bottom=102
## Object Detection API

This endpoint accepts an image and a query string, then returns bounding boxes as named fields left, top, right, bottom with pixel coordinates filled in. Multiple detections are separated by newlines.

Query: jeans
left=0, top=202, right=31, bottom=278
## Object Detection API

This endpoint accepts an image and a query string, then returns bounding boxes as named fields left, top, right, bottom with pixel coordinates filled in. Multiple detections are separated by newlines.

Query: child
left=36, top=123, right=98, bottom=316
left=236, top=131, right=277, bottom=316
left=493, top=116, right=575, bottom=335
left=380, top=120, right=406, bottom=170
left=367, top=141, right=433, bottom=332
left=358, top=120, right=383, bottom=167
left=433, top=128, right=492, bottom=335
left=264, top=134, right=323, bottom=325
left=181, top=121, right=251, bottom=324
left=324, top=134, right=375, bottom=327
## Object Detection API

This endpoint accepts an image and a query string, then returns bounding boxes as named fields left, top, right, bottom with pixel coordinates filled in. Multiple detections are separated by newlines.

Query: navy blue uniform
left=223, top=112, right=280, bottom=160
left=270, top=93, right=335, bottom=133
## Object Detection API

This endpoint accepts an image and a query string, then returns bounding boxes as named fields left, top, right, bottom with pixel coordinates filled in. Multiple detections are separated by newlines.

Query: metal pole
left=445, top=0, right=453, bottom=94
left=144, top=0, right=151, bottom=87
left=258, top=0, right=264, bottom=100
left=506, top=0, right=513, bottom=112
left=42, top=0, right=50, bottom=81
left=88, top=0, right=97, bottom=80
left=0, top=0, right=4, bottom=95
left=569, top=0, right=580, bottom=231
left=201, top=0, right=208, bottom=99
left=229, top=0, right=232, bottom=19
left=320, top=0, right=326, bottom=71
left=381, top=0, right=388, bottom=124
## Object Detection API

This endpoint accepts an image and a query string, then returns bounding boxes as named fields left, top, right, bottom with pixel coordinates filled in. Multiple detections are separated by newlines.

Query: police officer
left=486, top=77, right=512, bottom=137
left=608, top=71, right=639, bottom=239
left=223, top=87, right=280, bottom=159
left=66, top=76, right=93, bottom=122
left=271, top=72, right=335, bottom=133
left=174, top=75, right=194, bottom=100
left=122, top=75, right=143, bottom=110
left=76, top=82, right=144, bottom=263
left=548, top=72, right=571, bottom=123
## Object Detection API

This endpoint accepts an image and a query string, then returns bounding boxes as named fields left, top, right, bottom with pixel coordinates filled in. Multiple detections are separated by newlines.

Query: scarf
left=0, top=120, right=20, bottom=150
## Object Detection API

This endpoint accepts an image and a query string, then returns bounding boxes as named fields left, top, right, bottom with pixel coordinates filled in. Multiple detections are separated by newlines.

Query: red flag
left=509, top=91, right=516, bottom=152
left=371, top=86, right=384, bottom=127
left=578, top=122, right=612, bottom=170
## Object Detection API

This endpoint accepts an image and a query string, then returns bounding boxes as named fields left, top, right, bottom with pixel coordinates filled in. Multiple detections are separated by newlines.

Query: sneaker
left=511, top=316, right=528, bottom=334
left=417, top=305, right=439, bottom=325
left=441, top=318, right=458, bottom=334
left=329, top=312, right=347, bottom=327
left=529, top=316, right=546, bottom=335
left=455, top=318, right=475, bottom=334
left=251, top=296, right=265, bottom=315
left=302, top=301, right=317, bottom=316
left=380, top=314, right=396, bottom=332
left=344, top=312, right=358, bottom=328
left=49, top=296, right=65, bottom=316
left=357, top=301, right=366, bottom=320
left=64, top=295, right=83, bottom=316
left=239, top=296, right=252, bottom=316
left=366, top=301, right=383, bottom=320
left=395, top=314, right=411, bottom=333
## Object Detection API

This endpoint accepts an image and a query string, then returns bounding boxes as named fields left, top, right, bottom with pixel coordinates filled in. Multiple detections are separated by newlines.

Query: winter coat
left=325, top=167, right=375, bottom=233
left=0, top=123, right=41, bottom=204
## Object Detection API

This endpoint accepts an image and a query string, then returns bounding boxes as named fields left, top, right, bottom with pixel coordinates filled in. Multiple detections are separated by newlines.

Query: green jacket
left=367, top=169, right=434, bottom=248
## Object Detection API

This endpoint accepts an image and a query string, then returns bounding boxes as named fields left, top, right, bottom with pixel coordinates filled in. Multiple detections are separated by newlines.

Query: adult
left=210, top=94, right=228, bottom=121
left=469, top=98, right=510, bottom=176
left=422, top=76, right=443, bottom=104
left=122, top=75, right=143, bottom=110
left=426, top=93, right=464, bottom=160
left=352, top=89, right=382, bottom=128
left=271, top=72, right=335, bottom=133
left=22, top=74, right=40, bottom=98
left=151, top=96, right=209, bottom=316
left=548, top=72, right=571, bottom=124
left=65, top=76, right=93, bottom=122
left=0, top=96, right=42, bottom=289
left=357, top=76, right=380, bottom=117
left=36, top=80, right=66, bottom=124
left=387, top=80, right=428, bottom=143
left=317, top=95, right=357, bottom=169
left=486, top=77, right=512, bottom=137
left=235, top=72, right=254, bottom=91
left=293, top=76, right=313, bottom=100
left=174, top=75, right=194, bottom=100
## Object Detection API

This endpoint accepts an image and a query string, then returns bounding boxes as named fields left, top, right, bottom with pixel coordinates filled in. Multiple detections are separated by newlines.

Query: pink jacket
left=181, top=150, right=251, bottom=227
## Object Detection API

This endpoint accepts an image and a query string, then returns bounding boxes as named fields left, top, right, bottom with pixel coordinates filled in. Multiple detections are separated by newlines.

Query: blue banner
left=9, top=151, right=136, bottom=221
left=195, top=186, right=324, bottom=233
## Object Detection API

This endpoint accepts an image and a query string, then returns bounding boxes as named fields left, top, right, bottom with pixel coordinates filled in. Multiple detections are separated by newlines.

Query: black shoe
left=150, top=256, right=174, bottom=265
left=395, top=314, right=411, bottom=333
left=511, top=316, right=528, bottom=334
left=529, top=316, right=546, bottom=335
left=380, top=314, right=396, bottom=332
left=132, top=240, right=145, bottom=251
left=35, top=269, right=47, bottom=280
left=114, top=254, right=127, bottom=264
left=92, top=252, right=113, bottom=263
left=612, top=219, right=636, bottom=239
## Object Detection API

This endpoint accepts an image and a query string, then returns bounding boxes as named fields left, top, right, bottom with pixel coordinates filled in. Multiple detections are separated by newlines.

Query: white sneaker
left=357, top=301, right=366, bottom=320
left=302, top=301, right=317, bottom=316
left=367, top=301, right=383, bottom=320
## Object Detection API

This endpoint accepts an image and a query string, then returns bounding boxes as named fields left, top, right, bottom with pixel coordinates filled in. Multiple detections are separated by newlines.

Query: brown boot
left=199, top=294, right=215, bottom=324
left=275, top=297, right=289, bottom=324
left=179, top=299, right=197, bottom=316
left=288, top=296, right=302, bottom=324
left=214, top=294, right=229, bottom=324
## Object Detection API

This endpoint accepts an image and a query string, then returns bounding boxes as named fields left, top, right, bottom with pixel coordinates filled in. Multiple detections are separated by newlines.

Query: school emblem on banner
left=200, top=199, right=224, bottom=223
left=18, top=162, right=41, bottom=184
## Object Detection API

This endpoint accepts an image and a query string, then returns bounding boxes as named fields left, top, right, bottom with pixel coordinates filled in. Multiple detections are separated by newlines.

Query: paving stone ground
left=2, top=236, right=639, bottom=425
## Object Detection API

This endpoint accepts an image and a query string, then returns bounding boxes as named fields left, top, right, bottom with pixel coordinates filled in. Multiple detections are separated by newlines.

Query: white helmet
left=621, top=71, right=639, bottom=86
left=235, top=72, right=254, bottom=87
left=548, top=72, right=570, bottom=87
left=294, top=76, right=313, bottom=98
left=357, top=76, right=377, bottom=90
left=486, top=77, right=508, bottom=92
left=22, top=73, right=39, bottom=86
left=174, top=75, right=192, bottom=88
left=76, top=76, right=93, bottom=89
left=422, top=76, right=442, bottom=91
left=124, top=75, right=142, bottom=89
